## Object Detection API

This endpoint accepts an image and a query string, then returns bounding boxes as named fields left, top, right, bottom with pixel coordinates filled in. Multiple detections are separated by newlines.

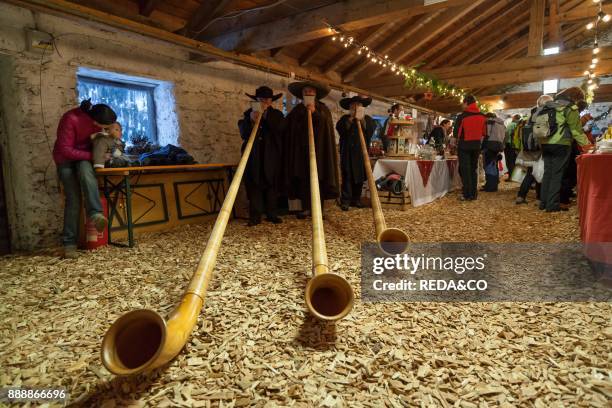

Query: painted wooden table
left=96, top=163, right=237, bottom=247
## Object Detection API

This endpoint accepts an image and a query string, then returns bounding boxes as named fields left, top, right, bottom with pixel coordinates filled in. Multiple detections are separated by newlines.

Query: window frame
left=76, top=75, right=158, bottom=144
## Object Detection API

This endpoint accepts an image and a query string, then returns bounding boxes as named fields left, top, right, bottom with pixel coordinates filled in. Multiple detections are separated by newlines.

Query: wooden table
left=96, top=164, right=237, bottom=247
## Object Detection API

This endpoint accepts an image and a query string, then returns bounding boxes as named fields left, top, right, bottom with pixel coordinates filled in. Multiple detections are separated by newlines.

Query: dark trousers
left=459, top=148, right=480, bottom=199
left=505, top=145, right=518, bottom=176
left=517, top=167, right=541, bottom=200
left=57, top=161, right=103, bottom=248
left=341, top=172, right=363, bottom=205
left=245, top=183, right=277, bottom=221
left=483, top=150, right=499, bottom=192
left=294, top=178, right=325, bottom=212
left=560, top=145, right=578, bottom=204
left=540, top=144, right=571, bottom=211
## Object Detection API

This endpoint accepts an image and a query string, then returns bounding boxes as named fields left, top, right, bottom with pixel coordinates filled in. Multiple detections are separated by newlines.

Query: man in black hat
left=283, top=81, right=339, bottom=219
left=238, top=86, right=285, bottom=226
left=336, top=95, right=375, bottom=211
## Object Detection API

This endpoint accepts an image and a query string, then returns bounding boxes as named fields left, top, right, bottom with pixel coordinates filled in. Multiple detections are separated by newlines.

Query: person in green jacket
left=504, top=114, right=521, bottom=181
left=539, top=87, right=590, bottom=212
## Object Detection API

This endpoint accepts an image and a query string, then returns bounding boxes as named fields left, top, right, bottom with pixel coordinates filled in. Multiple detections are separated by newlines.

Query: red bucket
left=79, top=194, right=108, bottom=250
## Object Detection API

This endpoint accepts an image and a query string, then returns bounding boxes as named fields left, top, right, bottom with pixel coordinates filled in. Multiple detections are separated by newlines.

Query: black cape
left=238, top=107, right=285, bottom=189
left=336, top=114, right=375, bottom=185
left=283, top=102, right=339, bottom=200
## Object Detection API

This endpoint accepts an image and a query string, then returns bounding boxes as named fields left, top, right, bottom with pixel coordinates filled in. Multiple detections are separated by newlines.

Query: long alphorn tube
left=356, top=119, right=409, bottom=255
left=101, top=113, right=263, bottom=375
left=304, top=109, right=354, bottom=321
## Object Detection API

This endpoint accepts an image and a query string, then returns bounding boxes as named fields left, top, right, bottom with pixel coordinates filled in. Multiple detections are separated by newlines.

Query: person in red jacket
left=453, top=95, right=487, bottom=201
left=54, top=99, right=116, bottom=258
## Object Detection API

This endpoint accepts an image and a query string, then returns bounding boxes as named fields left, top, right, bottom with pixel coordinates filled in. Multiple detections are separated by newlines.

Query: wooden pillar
left=547, top=0, right=563, bottom=49
left=528, top=0, right=546, bottom=56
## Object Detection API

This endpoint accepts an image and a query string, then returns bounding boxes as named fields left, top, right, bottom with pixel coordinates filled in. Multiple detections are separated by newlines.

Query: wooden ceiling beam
left=342, top=11, right=444, bottom=82
left=440, top=60, right=612, bottom=88
left=396, top=0, right=497, bottom=68
left=547, top=0, right=562, bottom=49
left=137, top=0, right=158, bottom=17
left=479, top=85, right=612, bottom=109
left=321, top=23, right=392, bottom=74
left=426, top=0, right=528, bottom=69
left=205, top=0, right=478, bottom=52
left=527, top=0, right=546, bottom=56
left=180, top=0, right=237, bottom=39
left=8, top=0, right=446, bottom=113
left=428, top=47, right=612, bottom=80
left=298, top=38, right=329, bottom=67
left=559, top=3, right=612, bottom=23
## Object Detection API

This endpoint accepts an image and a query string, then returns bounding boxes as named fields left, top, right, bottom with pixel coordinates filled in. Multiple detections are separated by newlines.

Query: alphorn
left=101, top=113, right=263, bottom=375
left=304, top=109, right=354, bottom=321
left=356, top=119, right=409, bottom=255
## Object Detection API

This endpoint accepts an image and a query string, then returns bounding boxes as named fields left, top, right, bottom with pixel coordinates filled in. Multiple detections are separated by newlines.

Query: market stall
left=576, top=152, right=612, bottom=273
left=372, top=158, right=460, bottom=207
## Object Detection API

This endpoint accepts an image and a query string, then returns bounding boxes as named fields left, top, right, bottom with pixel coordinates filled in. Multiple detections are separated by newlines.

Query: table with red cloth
left=372, top=158, right=460, bottom=207
left=576, top=153, right=612, bottom=267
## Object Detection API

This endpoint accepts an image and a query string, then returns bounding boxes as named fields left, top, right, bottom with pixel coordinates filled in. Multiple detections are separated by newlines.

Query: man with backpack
left=453, top=95, right=487, bottom=201
left=534, top=87, right=591, bottom=212
left=515, top=95, right=553, bottom=204
left=481, top=112, right=505, bottom=192
left=504, top=114, right=521, bottom=181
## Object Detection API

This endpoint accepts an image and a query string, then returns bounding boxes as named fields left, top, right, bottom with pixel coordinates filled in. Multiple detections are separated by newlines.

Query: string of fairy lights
left=583, top=0, right=610, bottom=102
left=325, top=25, right=478, bottom=107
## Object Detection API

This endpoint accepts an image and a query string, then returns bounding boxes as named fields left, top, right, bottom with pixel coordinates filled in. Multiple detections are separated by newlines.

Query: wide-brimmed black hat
left=339, top=95, right=372, bottom=110
left=288, top=80, right=331, bottom=100
left=246, top=86, right=282, bottom=101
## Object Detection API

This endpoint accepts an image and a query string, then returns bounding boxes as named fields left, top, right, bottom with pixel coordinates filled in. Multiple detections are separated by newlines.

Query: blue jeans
left=57, top=161, right=102, bottom=247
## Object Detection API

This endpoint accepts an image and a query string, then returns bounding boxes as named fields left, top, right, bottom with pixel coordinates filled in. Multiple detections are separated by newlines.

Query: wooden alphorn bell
left=101, top=113, right=263, bottom=375
left=304, top=109, right=354, bottom=321
left=356, top=118, right=409, bottom=255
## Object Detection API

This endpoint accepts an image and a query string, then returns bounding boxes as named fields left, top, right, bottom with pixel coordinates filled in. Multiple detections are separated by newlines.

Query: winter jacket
left=505, top=121, right=519, bottom=146
left=540, top=99, right=589, bottom=147
left=53, top=108, right=100, bottom=164
left=453, top=103, right=487, bottom=150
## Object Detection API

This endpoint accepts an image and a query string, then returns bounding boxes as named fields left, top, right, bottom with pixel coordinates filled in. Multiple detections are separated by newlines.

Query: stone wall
left=0, top=3, right=415, bottom=251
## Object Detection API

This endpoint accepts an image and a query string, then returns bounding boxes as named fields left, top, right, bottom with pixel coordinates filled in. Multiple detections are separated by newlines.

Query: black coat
left=238, top=107, right=285, bottom=189
left=336, top=114, right=375, bottom=185
left=283, top=102, right=339, bottom=200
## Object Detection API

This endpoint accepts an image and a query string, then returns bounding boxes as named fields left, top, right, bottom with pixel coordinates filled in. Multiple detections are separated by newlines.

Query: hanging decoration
left=325, top=25, right=491, bottom=112
left=582, top=0, right=610, bottom=103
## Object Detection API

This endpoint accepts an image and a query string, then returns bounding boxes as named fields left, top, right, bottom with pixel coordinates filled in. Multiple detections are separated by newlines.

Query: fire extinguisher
left=79, top=195, right=109, bottom=250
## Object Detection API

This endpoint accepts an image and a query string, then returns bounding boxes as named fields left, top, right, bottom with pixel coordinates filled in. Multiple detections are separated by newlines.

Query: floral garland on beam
left=326, top=25, right=491, bottom=112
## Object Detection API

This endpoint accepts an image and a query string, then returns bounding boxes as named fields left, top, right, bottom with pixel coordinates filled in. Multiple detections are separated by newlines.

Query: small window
left=76, top=67, right=179, bottom=146
left=77, top=76, right=157, bottom=143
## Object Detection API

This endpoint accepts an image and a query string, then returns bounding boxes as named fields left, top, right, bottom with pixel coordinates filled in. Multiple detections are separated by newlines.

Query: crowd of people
left=52, top=79, right=597, bottom=259
left=450, top=87, right=594, bottom=212
left=238, top=81, right=375, bottom=226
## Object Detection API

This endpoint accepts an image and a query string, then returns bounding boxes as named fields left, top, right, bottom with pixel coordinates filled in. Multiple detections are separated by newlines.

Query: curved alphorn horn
left=356, top=119, right=409, bottom=255
left=304, top=109, right=354, bottom=321
left=101, top=113, right=263, bottom=375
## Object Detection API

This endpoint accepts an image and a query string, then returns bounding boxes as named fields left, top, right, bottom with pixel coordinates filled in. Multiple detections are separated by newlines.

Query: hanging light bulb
left=590, top=63, right=596, bottom=69
left=382, top=63, right=387, bottom=67
left=592, top=58, right=599, bottom=64
left=391, top=66, right=396, bottom=72
left=591, top=72, right=597, bottom=78
left=604, top=14, right=611, bottom=22
left=588, top=78, right=593, bottom=84
left=344, top=43, right=349, bottom=48
left=584, top=70, right=590, bottom=75
left=586, top=22, right=594, bottom=30
left=357, top=49, right=362, bottom=55
left=593, top=0, right=601, bottom=3
left=332, top=36, right=337, bottom=41
left=371, top=57, right=377, bottom=62
left=340, top=36, right=345, bottom=42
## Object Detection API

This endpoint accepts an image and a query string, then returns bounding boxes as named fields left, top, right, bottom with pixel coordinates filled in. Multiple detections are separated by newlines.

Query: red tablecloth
left=577, top=153, right=612, bottom=264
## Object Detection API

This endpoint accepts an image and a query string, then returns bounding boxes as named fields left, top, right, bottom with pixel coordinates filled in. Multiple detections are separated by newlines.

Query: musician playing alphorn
left=238, top=86, right=285, bottom=226
left=336, top=95, right=375, bottom=211
left=284, top=81, right=339, bottom=219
